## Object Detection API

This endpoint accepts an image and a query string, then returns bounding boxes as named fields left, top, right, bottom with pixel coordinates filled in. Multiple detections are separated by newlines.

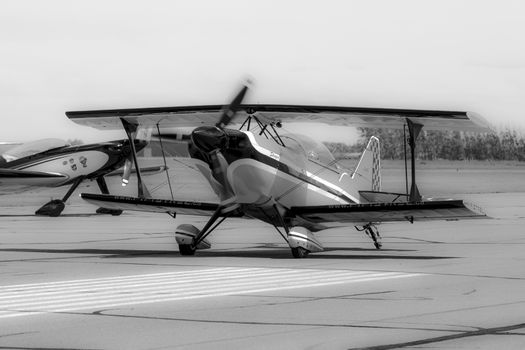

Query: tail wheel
left=366, top=227, right=382, bottom=250
left=356, top=223, right=382, bottom=250
left=178, top=244, right=196, bottom=256
left=291, top=247, right=310, bottom=258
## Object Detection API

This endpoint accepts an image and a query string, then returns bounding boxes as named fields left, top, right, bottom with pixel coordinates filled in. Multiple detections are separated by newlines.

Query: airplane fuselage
left=0, top=140, right=145, bottom=189
left=193, top=128, right=363, bottom=230
left=227, top=130, right=358, bottom=205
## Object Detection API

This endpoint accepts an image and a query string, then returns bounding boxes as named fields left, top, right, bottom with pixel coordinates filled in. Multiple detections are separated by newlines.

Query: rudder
left=352, top=136, right=381, bottom=192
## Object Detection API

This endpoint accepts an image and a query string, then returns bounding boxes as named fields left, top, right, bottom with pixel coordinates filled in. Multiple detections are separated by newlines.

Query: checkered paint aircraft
left=66, top=82, right=491, bottom=258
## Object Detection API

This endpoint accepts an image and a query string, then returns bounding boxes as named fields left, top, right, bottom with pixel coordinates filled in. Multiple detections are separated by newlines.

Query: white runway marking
left=0, top=267, right=420, bottom=319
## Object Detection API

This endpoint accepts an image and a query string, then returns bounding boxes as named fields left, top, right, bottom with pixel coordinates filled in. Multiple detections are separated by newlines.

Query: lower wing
left=290, top=199, right=486, bottom=226
left=81, top=193, right=218, bottom=216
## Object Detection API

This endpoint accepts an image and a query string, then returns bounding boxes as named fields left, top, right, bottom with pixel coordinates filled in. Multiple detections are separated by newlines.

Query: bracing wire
left=156, top=124, right=175, bottom=201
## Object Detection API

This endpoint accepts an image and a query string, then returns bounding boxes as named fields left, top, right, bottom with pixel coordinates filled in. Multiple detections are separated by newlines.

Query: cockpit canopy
left=281, top=133, right=337, bottom=165
left=1, top=138, right=69, bottom=163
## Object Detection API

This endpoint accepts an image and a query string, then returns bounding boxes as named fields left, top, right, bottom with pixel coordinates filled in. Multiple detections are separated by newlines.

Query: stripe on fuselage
left=234, top=131, right=358, bottom=205
left=228, top=158, right=350, bottom=206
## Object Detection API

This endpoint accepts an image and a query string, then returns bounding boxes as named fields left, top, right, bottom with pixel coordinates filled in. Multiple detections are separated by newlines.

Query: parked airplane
left=0, top=138, right=148, bottom=216
left=66, top=82, right=491, bottom=257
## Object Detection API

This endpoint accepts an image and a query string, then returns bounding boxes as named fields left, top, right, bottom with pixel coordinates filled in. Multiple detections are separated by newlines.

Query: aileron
left=291, top=199, right=486, bottom=224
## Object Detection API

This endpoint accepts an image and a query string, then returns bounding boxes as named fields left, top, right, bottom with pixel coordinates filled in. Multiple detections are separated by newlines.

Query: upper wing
left=66, top=104, right=492, bottom=132
left=0, top=169, right=68, bottom=188
left=290, top=199, right=486, bottom=226
left=81, top=193, right=219, bottom=216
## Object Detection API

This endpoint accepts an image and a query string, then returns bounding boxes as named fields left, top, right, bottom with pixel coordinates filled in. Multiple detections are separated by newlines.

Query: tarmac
left=1, top=163, right=525, bottom=349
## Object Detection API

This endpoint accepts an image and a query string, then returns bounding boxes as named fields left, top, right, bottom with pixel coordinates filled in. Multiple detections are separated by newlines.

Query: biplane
left=66, top=82, right=491, bottom=258
left=0, top=138, right=148, bottom=216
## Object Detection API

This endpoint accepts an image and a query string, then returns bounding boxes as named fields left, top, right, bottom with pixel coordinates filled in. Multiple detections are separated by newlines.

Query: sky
left=1, top=0, right=525, bottom=144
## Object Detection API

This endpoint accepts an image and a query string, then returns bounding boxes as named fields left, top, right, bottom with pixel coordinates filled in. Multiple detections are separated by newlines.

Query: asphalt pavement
left=1, top=188, right=524, bottom=349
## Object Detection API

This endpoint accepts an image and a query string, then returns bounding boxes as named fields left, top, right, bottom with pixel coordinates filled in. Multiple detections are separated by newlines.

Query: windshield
left=2, top=138, right=69, bottom=162
left=285, top=134, right=336, bottom=165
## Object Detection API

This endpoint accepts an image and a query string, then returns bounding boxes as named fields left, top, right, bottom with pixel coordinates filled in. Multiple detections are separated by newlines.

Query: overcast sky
left=1, top=0, right=524, bottom=143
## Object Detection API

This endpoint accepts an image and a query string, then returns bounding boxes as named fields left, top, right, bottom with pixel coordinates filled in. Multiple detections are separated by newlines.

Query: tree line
left=325, top=128, right=525, bottom=161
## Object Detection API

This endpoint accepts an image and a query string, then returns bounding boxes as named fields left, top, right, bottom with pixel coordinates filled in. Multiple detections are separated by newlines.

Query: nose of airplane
left=191, top=126, right=228, bottom=153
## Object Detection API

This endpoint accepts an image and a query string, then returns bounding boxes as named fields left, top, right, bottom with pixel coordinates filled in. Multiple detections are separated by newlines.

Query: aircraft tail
left=352, top=136, right=381, bottom=192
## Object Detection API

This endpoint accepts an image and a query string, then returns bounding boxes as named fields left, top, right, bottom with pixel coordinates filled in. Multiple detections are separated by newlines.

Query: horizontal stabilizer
left=81, top=193, right=218, bottom=216
left=290, top=199, right=486, bottom=224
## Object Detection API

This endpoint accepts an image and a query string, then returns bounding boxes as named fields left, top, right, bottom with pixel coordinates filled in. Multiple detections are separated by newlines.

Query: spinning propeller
left=191, top=80, right=251, bottom=206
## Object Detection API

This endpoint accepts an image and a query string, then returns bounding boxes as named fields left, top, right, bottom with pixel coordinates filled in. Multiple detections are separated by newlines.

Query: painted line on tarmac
left=0, top=267, right=421, bottom=319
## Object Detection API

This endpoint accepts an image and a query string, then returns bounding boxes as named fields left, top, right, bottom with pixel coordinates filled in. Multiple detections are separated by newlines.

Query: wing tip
left=466, top=111, right=495, bottom=132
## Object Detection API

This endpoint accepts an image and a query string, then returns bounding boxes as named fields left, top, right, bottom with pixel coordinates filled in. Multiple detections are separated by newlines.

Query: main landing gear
left=291, top=246, right=309, bottom=259
left=286, top=226, right=324, bottom=258
left=35, top=176, right=85, bottom=217
left=263, top=205, right=324, bottom=258
left=173, top=203, right=325, bottom=259
left=174, top=204, right=236, bottom=255
left=175, top=224, right=212, bottom=255
left=355, top=223, right=382, bottom=249
left=35, top=176, right=122, bottom=217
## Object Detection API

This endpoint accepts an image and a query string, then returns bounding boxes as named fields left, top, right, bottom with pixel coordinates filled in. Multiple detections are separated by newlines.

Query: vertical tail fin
left=352, top=136, right=381, bottom=192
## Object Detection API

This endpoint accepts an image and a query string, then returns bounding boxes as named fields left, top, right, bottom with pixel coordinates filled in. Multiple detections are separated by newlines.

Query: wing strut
left=406, top=118, right=423, bottom=202
left=403, top=124, right=409, bottom=196
left=120, top=118, right=150, bottom=198
left=155, top=124, right=175, bottom=201
left=239, top=114, right=285, bottom=147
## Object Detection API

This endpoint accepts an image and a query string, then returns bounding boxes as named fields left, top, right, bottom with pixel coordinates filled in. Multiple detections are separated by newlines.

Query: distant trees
left=325, top=128, right=525, bottom=161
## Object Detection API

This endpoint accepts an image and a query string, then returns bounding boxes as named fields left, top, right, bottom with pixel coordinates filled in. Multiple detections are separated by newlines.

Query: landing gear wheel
left=35, top=199, right=65, bottom=217
left=96, top=207, right=123, bottom=216
left=291, top=247, right=310, bottom=258
left=178, top=244, right=196, bottom=256
left=356, top=223, right=382, bottom=250
left=366, top=226, right=382, bottom=250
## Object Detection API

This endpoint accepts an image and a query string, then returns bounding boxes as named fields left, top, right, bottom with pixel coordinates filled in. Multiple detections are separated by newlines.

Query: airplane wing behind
left=66, top=104, right=492, bottom=132
left=0, top=169, right=68, bottom=188
left=106, top=165, right=167, bottom=177
left=290, top=199, right=486, bottom=225
left=81, top=193, right=219, bottom=216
